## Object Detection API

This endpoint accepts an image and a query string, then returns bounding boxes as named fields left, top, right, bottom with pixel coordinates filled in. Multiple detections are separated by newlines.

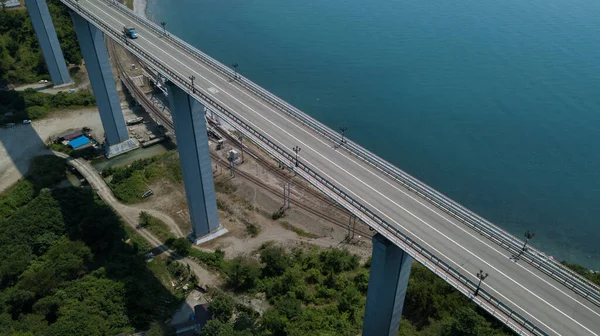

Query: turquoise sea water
left=147, top=0, right=600, bottom=268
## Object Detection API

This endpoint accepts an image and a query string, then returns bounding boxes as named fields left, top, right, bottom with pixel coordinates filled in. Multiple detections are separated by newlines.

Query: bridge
left=22, top=0, right=600, bottom=335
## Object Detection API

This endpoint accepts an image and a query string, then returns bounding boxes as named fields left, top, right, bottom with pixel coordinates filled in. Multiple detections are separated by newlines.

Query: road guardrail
left=62, top=1, right=578, bottom=333
left=105, top=4, right=600, bottom=303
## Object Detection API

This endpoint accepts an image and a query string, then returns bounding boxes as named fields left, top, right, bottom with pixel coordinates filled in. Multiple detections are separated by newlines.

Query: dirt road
left=58, top=152, right=219, bottom=287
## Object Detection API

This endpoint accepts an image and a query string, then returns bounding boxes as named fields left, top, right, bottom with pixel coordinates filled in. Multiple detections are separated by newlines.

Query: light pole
left=232, top=63, right=239, bottom=79
left=474, top=270, right=488, bottom=296
left=522, top=230, right=535, bottom=251
left=189, top=75, right=195, bottom=93
left=292, top=146, right=301, bottom=167
left=340, top=126, right=347, bottom=144
left=238, top=134, right=244, bottom=163
left=227, top=156, right=234, bottom=176
left=160, top=21, right=167, bottom=36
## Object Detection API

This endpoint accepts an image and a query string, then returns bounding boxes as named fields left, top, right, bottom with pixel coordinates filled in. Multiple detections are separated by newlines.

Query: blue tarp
left=69, top=135, right=91, bottom=149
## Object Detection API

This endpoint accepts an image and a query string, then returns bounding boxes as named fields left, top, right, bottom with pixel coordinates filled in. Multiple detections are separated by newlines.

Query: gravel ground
left=0, top=108, right=104, bottom=193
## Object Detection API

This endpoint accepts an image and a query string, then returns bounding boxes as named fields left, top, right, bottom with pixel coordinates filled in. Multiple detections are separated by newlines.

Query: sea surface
left=146, top=0, right=600, bottom=269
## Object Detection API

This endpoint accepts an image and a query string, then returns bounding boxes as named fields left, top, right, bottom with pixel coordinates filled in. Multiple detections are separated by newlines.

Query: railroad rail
left=63, top=0, right=547, bottom=333
left=103, top=0, right=600, bottom=304
left=111, top=40, right=372, bottom=239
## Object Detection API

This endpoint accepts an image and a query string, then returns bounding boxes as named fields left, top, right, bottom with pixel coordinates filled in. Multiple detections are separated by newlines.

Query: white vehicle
left=23, top=120, right=32, bottom=124
left=38, top=79, right=48, bottom=84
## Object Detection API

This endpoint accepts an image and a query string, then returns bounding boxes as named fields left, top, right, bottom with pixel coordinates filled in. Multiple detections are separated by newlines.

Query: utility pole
left=189, top=75, right=195, bottom=94
left=340, top=126, right=347, bottom=145
left=522, top=230, right=535, bottom=251
left=347, top=215, right=356, bottom=240
left=474, top=270, right=489, bottom=296
left=227, top=156, right=234, bottom=176
left=232, top=63, right=239, bottom=80
left=283, top=180, right=291, bottom=210
left=160, top=21, right=167, bottom=36
left=292, top=146, right=301, bottom=167
left=238, top=134, right=244, bottom=163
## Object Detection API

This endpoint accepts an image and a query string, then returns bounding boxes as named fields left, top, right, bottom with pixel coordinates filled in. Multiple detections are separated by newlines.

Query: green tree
left=226, top=256, right=261, bottom=291
left=209, top=292, right=236, bottom=322
left=441, top=308, right=499, bottom=336
left=319, top=248, right=360, bottom=274
left=353, top=269, right=370, bottom=294
left=0, top=244, right=33, bottom=288
left=167, top=237, right=191, bottom=257
left=201, top=319, right=236, bottom=336
left=259, top=308, right=288, bottom=336
left=260, top=246, right=290, bottom=277
left=337, top=285, right=361, bottom=315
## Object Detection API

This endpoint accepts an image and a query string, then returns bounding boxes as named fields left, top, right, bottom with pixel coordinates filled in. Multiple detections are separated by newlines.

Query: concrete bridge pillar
left=70, top=13, right=137, bottom=157
left=363, top=233, right=413, bottom=336
left=24, top=0, right=72, bottom=86
left=166, top=82, right=225, bottom=243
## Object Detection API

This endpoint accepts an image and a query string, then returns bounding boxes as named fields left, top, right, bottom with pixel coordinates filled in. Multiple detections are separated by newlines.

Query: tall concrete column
left=166, top=82, right=222, bottom=242
left=70, top=12, right=129, bottom=146
left=363, top=233, right=413, bottom=336
left=24, top=0, right=71, bottom=86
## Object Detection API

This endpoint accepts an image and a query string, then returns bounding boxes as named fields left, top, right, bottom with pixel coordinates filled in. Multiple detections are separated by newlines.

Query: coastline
left=133, top=0, right=148, bottom=18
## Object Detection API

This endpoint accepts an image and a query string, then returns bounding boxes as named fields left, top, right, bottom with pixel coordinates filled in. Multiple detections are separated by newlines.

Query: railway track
left=210, top=153, right=373, bottom=239
left=109, top=41, right=372, bottom=240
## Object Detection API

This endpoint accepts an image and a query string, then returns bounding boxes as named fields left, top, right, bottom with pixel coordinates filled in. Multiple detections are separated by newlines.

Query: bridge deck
left=71, top=1, right=599, bottom=335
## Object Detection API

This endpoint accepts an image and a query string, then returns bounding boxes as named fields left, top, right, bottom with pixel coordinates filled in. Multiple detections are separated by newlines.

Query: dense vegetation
left=1, top=88, right=95, bottom=124
left=186, top=245, right=513, bottom=336
left=0, top=155, right=180, bottom=335
left=101, top=153, right=183, bottom=203
left=0, top=0, right=81, bottom=85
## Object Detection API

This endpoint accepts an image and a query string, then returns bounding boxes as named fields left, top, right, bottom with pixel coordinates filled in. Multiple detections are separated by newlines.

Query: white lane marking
left=94, top=2, right=600, bottom=316
left=85, top=2, right=599, bottom=332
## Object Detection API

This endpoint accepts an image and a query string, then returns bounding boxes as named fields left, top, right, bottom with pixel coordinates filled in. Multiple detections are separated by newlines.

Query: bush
left=165, top=237, right=191, bottom=257
left=353, top=269, right=370, bottom=294
left=259, top=246, right=290, bottom=277
left=226, top=257, right=261, bottom=291
left=337, top=285, right=361, bottom=315
left=26, top=105, right=48, bottom=119
left=271, top=208, right=286, bottom=220
left=209, top=292, right=236, bottom=322
left=319, top=248, right=360, bottom=274
left=189, top=249, right=226, bottom=271
left=242, top=219, right=260, bottom=238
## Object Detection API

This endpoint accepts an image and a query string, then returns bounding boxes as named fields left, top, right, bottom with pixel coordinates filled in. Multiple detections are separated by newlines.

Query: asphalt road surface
left=63, top=1, right=600, bottom=335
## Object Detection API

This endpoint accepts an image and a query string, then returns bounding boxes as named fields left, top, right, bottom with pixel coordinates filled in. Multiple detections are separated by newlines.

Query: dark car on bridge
left=123, top=26, right=138, bottom=39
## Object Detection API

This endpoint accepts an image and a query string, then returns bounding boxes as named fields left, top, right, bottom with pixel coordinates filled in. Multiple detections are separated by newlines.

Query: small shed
left=69, top=135, right=91, bottom=149
left=64, top=131, right=84, bottom=141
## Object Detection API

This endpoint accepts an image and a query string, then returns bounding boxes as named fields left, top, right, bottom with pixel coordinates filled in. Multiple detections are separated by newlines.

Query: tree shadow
left=50, top=185, right=196, bottom=331
left=0, top=155, right=198, bottom=333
